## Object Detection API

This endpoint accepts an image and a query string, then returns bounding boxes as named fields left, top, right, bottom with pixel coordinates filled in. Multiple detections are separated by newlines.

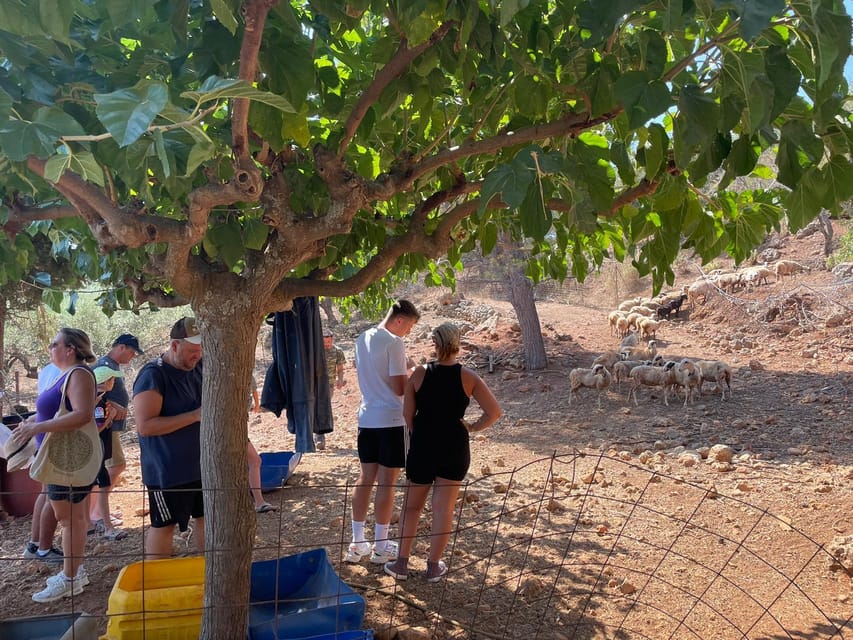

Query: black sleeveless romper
left=405, top=362, right=471, bottom=484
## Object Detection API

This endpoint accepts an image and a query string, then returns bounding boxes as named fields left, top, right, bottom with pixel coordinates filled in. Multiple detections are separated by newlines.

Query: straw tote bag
left=30, top=366, right=103, bottom=486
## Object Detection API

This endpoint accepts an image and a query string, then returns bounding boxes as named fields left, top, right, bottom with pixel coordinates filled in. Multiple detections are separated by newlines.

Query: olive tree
left=0, top=0, right=850, bottom=635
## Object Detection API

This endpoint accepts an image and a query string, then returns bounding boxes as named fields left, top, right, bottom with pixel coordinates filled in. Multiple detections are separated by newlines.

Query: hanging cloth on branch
left=261, top=297, right=333, bottom=453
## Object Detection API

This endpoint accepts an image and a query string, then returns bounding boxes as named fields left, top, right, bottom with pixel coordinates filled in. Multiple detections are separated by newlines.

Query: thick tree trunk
left=319, top=297, right=338, bottom=327
left=0, top=292, right=6, bottom=416
left=507, top=268, right=547, bottom=370
left=196, top=306, right=263, bottom=639
left=817, top=211, right=834, bottom=257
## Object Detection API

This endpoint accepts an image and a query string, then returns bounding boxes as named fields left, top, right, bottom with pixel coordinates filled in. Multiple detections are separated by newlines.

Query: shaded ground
left=1, top=223, right=851, bottom=638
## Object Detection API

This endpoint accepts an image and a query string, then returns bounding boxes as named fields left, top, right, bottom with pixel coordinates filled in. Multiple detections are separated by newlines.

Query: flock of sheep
left=569, top=258, right=810, bottom=410
left=685, top=259, right=809, bottom=306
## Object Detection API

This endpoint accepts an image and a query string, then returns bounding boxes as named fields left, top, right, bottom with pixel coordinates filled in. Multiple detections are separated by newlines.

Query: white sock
left=351, top=520, right=366, bottom=544
left=36, top=548, right=50, bottom=556
left=374, top=523, right=389, bottom=547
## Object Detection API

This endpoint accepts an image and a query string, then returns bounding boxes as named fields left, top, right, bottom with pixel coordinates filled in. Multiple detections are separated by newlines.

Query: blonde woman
left=384, top=323, right=502, bottom=582
left=9, top=328, right=98, bottom=602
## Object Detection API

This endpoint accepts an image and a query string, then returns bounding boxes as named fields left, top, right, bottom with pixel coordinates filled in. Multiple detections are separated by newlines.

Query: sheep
left=740, top=265, right=773, bottom=287
left=615, top=316, right=630, bottom=338
left=625, top=340, right=658, bottom=362
left=629, top=305, right=654, bottom=317
left=716, top=272, right=742, bottom=292
left=670, top=359, right=702, bottom=407
left=618, top=297, right=644, bottom=311
left=638, top=317, right=660, bottom=341
left=625, top=312, right=643, bottom=331
left=592, top=350, right=625, bottom=370
left=607, top=310, right=624, bottom=336
left=568, top=364, right=612, bottom=408
left=668, top=293, right=688, bottom=317
left=619, top=329, right=639, bottom=349
left=687, top=279, right=717, bottom=308
left=774, top=259, right=809, bottom=280
left=612, top=359, right=649, bottom=390
left=695, top=359, right=733, bottom=400
left=628, top=365, right=675, bottom=406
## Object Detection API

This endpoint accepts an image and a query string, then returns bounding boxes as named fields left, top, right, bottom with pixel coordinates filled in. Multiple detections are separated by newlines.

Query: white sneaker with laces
left=32, top=572, right=85, bottom=603
left=370, top=540, right=398, bottom=564
left=344, top=541, right=371, bottom=563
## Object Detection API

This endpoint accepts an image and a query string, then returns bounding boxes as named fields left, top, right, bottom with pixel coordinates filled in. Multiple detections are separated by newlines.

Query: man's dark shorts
left=357, top=426, right=405, bottom=468
left=147, top=480, right=204, bottom=532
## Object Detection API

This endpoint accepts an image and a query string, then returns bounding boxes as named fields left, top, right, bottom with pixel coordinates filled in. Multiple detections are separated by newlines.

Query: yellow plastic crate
left=103, top=556, right=205, bottom=640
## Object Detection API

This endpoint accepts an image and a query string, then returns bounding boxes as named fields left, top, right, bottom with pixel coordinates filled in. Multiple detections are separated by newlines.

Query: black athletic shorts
left=406, top=439, right=471, bottom=484
left=147, top=480, right=204, bottom=532
left=357, top=426, right=405, bottom=468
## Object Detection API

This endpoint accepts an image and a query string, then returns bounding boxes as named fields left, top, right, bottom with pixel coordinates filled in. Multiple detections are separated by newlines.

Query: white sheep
left=592, top=350, right=625, bottom=370
left=625, top=312, right=643, bottom=331
left=716, top=272, right=741, bottom=292
left=569, top=364, right=612, bottom=408
left=618, top=297, right=643, bottom=311
left=615, top=316, right=630, bottom=338
left=695, top=359, right=733, bottom=400
left=740, top=265, right=773, bottom=287
left=628, top=365, right=675, bottom=406
left=638, top=317, right=660, bottom=341
left=625, top=340, right=658, bottom=362
left=619, top=330, right=639, bottom=349
left=612, top=359, right=649, bottom=390
left=629, top=305, right=654, bottom=317
left=607, top=310, right=624, bottom=336
left=670, top=359, right=702, bottom=407
left=687, top=279, right=716, bottom=308
left=774, top=259, right=809, bottom=280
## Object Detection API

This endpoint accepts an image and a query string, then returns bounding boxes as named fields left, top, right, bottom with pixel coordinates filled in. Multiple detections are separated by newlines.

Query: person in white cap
left=91, top=333, right=143, bottom=529
left=88, top=366, right=128, bottom=541
left=133, top=316, right=204, bottom=558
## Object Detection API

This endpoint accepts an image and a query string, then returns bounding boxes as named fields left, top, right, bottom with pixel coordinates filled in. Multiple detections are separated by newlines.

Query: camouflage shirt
left=326, top=344, right=346, bottom=384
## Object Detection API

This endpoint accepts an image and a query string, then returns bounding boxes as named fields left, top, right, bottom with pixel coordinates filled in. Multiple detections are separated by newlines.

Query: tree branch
left=232, top=0, right=277, bottom=167
left=386, top=111, right=622, bottom=195
left=337, top=21, right=455, bottom=156
left=128, top=279, right=189, bottom=309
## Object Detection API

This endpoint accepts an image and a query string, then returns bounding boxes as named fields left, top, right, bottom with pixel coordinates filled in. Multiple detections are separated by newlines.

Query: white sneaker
left=344, top=541, right=371, bottom=563
left=76, top=566, right=90, bottom=587
left=32, top=572, right=84, bottom=603
left=370, top=540, right=398, bottom=564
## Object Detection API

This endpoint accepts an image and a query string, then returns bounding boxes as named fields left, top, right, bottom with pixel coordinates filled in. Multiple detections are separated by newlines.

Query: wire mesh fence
left=2, top=450, right=850, bottom=639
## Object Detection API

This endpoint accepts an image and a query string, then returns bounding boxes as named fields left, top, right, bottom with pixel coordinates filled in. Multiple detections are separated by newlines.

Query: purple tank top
left=34, top=371, right=71, bottom=447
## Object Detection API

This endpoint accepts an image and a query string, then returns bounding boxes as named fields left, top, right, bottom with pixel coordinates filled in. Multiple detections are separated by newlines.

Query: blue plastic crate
left=293, top=632, right=373, bottom=640
left=0, top=612, right=82, bottom=640
left=259, top=451, right=300, bottom=492
left=247, top=548, right=366, bottom=640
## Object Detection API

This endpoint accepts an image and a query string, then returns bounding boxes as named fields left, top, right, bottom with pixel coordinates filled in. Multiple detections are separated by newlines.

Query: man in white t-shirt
left=346, top=299, right=420, bottom=564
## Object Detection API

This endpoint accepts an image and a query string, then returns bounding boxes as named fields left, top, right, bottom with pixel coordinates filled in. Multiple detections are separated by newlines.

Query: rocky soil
left=1, top=221, right=851, bottom=639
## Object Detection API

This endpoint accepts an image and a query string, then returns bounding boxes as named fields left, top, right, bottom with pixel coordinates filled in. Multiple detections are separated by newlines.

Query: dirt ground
left=1, top=222, right=851, bottom=639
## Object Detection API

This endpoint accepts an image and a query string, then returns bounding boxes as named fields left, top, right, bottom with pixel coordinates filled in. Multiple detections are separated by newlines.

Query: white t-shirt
left=355, top=326, right=408, bottom=428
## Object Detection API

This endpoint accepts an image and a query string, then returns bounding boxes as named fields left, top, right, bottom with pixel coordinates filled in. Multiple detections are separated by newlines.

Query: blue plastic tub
left=259, top=451, right=300, bottom=492
left=292, top=632, right=373, bottom=640
left=247, top=548, right=366, bottom=640
left=0, top=612, right=82, bottom=640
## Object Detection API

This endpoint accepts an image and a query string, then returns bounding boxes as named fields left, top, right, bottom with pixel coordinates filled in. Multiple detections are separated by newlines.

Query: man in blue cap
left=89, top=333, right=143, bottom=529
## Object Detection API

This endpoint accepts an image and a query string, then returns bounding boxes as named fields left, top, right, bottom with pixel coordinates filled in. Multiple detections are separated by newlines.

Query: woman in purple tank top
left=8, top=328, right=97, bottom=603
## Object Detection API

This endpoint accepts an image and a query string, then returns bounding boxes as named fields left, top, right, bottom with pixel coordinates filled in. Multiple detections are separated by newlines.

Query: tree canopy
left=0, top=0, right=851, bottom=635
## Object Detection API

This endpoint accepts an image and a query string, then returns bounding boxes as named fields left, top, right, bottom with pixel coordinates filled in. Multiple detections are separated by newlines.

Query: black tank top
left=412, top=362, right=470, bottom=440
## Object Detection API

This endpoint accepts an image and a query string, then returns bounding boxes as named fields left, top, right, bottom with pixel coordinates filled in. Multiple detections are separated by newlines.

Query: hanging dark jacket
left=261, top=297, right=332, bottom=452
